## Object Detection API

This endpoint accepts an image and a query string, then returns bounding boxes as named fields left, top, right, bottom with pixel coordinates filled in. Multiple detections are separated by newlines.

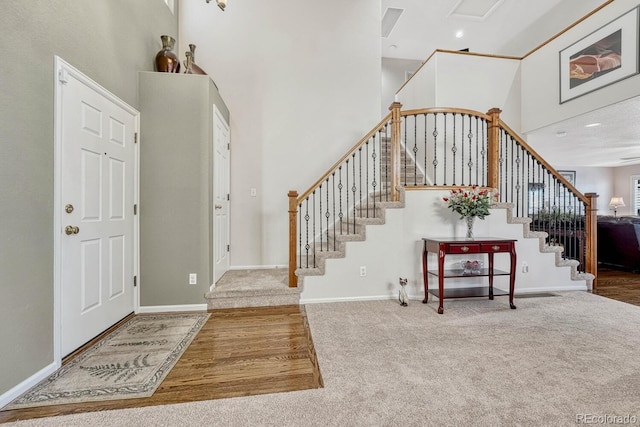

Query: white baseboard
left=301, top=294, right=397, bottom=304
left=230, top=265, right=287, bottom=270
left=137, top=304, right=208, bottom=313
left=0, top=361, right=58, bottom=409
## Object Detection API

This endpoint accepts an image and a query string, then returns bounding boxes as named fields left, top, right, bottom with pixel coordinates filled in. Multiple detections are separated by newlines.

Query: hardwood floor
left=0, top=305, right=323, bottom=424
left=595, top=267, right=640, bottom=307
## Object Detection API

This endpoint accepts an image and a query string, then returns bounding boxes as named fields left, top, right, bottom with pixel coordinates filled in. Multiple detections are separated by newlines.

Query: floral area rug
left=3, top=313, right=209, bottom=410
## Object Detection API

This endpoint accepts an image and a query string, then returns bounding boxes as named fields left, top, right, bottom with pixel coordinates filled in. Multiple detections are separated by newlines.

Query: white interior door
left=213, top=106, right=230, bottom=284
left=57, top=60, right=137, bottom=356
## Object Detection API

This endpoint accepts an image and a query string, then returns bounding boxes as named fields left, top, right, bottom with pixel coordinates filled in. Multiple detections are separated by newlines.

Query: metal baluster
left=338, top=166, right=344, bottom=235
left=467, top=115, right=473, bottom=186
left=331, top=173, right=336, bottom=251
left=318, top=185, right=323, bottom=252
left=372, top=134, right=377, bottom=210
left=298, top=203, right=302, bottom=269
left=452, top=113, right=457, bottom=185
left=413, top=114, right=418, bottom=186
left=352, top=153, right=356, bottom=234
left=443, top=113, right=448, bottom=186
left=304, top=198, right=310, bottom=268
left=433, top=113, right=439, bottom=186
left=325, top=177, right=330, bottom=251
left=345, top=159, right=349, bottom=234
left=460, top=114, right=465, bottom=185
left=312, top=191, right=316, bottom=267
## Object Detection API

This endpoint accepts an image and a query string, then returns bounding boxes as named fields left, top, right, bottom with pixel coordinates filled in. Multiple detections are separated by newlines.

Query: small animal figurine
left=398, top=277, right=409, bottom=307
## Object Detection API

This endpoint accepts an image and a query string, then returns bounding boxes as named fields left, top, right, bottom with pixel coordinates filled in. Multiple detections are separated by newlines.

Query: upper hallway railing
left=288, top=102, right=598, bottom=288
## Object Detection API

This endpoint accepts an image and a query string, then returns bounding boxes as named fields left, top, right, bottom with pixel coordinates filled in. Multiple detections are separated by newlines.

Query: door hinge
left=134, top=132, right=138, bottom=144
left=227, top=143, right=230, bottom=150
left=133, top=276, right=137, bottom=287
left=134, top=204, right=138, bottom=215
left=58, top=69, right=69, bottom=84
left=227, top=244, right=230, bottom=252
left=227, top=193, right=230, bottom=201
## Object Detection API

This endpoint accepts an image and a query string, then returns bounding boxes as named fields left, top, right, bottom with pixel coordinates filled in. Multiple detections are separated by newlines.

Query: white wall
left=301, top=190, right=586, bottom=304
left=396, top=57, right=436, bottom=112
left=397, top=52, right=522, bottom=131
left=180, top=0, right=382, bottom=268
left=554, top=166, right=613, bottom=214
left=381, top=58, right=422, bottom=117
left=521, top=0, right=640, bottom=134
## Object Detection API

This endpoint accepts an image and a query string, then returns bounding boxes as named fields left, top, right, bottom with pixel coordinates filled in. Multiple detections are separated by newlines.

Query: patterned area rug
left=3, top=313, right=209, bottom=410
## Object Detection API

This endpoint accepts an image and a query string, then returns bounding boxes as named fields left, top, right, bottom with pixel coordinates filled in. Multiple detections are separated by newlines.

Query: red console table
left=422, top=237, right=517, bottom=314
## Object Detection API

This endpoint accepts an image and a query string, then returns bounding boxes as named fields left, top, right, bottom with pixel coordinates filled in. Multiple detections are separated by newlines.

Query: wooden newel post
left=288, top=190, right=299, bottom=288
left=389, top=101, right=403, bottom=202
left=584, top=192, right=599, bottom=291
left=486, top=108, right=502, bottom=190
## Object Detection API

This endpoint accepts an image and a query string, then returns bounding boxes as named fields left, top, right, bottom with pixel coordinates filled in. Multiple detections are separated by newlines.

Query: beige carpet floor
left=5, top=292, right=640, bottom=426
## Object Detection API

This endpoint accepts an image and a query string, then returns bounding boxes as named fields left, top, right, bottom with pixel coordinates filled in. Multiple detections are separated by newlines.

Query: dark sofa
left=597, top=215, right=640, bottom=272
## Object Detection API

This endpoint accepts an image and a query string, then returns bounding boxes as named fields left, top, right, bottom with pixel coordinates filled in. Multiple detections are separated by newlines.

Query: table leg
left=422, top=243, right=429, bottom=304
left=437, top=248, right=445, bottom=314
left=510, top=244, right=517, bottom=309
left=488, top=252, right=494, bottom=300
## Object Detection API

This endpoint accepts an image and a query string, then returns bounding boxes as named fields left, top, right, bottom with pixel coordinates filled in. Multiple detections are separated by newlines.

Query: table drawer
left=481, top=243, right=512, bottom=253
left=446, top=243, right=480, bottom=254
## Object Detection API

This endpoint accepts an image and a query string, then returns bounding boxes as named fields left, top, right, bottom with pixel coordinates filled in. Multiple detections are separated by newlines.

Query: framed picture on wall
left=558, top=170, right=576, bottom=187
left=559, top=7, right=640, bottom=103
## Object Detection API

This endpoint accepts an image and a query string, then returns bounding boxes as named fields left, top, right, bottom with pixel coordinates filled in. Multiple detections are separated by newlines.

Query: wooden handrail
left=295, top=112, right=393, bottom=204
left=497, top=118, right=589, bottom=205
left=400, top=106, right=492, bottom=120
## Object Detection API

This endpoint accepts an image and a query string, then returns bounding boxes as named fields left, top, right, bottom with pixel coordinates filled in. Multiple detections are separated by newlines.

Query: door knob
left=65, top=225, right=80, bottom=235
left=215, top=204, right=222, bottom=209
left=64, top=204, right=74, bottom=213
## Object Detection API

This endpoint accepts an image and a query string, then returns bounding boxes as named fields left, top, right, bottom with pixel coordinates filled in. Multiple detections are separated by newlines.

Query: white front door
left=57, top=59, right=137, bottom=356
left=213, top=106, right=230, bottom=285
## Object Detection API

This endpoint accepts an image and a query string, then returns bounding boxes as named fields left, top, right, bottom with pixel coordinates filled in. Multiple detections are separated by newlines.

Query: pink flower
left=443, top=197, right=449, bottom=201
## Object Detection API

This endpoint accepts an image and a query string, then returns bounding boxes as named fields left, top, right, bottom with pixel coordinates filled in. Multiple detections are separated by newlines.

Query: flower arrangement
left=442, top=186, right=497, bottom=219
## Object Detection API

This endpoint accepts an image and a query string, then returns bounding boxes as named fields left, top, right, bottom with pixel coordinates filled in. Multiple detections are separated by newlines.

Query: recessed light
left=556, top=131, right=567, bottom=137
left=455, top=30, right=464, bottom=38
left=584, top=122, right=601, bottom=128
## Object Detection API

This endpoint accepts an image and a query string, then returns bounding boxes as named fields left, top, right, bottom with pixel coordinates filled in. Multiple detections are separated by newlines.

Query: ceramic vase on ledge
left=155, top=35, right=180, bottom=73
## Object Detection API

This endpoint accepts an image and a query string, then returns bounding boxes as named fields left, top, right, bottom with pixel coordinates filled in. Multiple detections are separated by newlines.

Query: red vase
left=155, top=35, right=180, bottom=73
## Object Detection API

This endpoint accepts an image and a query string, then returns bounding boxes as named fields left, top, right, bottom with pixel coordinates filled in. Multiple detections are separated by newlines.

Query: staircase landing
left=206, top=268, right=299, bottom=310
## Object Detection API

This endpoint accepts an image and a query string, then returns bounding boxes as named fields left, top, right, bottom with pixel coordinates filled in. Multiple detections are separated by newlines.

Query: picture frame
left=558, top=170, right=576, bottom=187
left=557, top=170, right=576, bottom=206
left=559, top=7, right=640, bottom=104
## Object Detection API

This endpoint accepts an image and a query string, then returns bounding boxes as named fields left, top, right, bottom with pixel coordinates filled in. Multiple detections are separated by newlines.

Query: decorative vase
left=183, top=51, right=193, bottom=74
left=186, top=44, right=207, bottom=75
left=464, top=216, right=475, bottom=239
left=155, top=35, right=180, bottom=73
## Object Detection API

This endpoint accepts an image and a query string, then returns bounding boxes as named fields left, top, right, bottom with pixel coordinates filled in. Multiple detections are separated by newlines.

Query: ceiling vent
left=381, top=8, right=404, bottom=38
left=448, top=0, right=504, bottom=21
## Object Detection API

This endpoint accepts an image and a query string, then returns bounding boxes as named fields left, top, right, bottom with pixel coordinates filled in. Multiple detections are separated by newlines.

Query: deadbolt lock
left=65, top=225, right=80, bottom=235
left=65, top=204, right=74, bottom=214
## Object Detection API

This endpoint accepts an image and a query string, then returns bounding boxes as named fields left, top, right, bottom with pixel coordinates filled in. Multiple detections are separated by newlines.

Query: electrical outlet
left=250, top=188, right=257, bottom=197
left=359, top=266, right=366, bottom=277
left=522, top=262, right=529, bottom=273
left=189, top=273, right=197, bottom=285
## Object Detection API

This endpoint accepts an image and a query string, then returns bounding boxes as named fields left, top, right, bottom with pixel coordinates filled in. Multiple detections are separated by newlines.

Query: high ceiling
left=380, top=0, right=640, bottom=167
